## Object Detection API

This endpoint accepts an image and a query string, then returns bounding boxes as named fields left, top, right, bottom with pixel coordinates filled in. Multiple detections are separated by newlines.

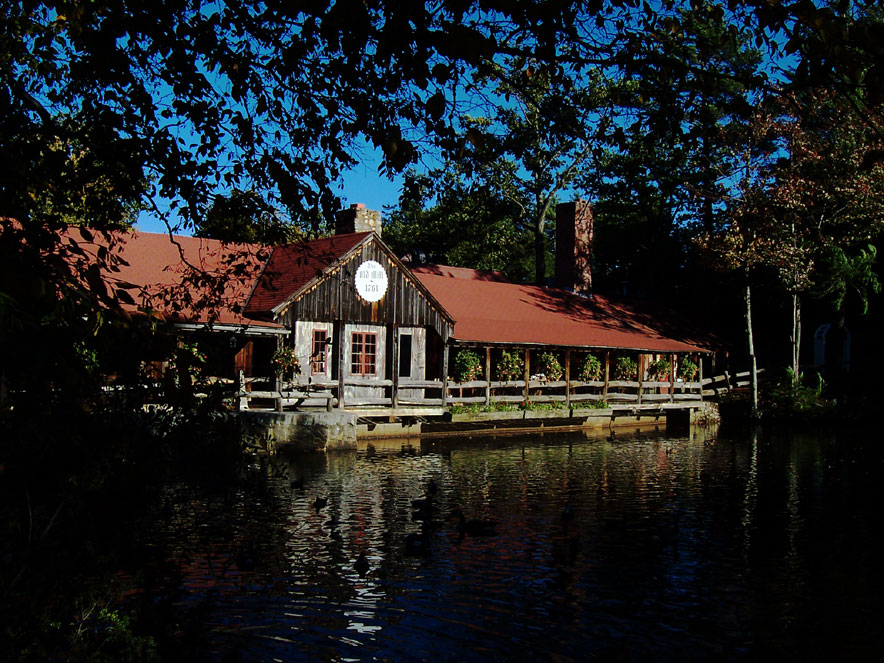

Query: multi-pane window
left=311, top=329, right=328, bottom=375
left=351, top=332, right=377, bottom=376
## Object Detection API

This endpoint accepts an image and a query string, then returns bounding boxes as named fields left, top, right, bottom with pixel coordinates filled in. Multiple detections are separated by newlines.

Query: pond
left=148, top=425, right=884, bottom=661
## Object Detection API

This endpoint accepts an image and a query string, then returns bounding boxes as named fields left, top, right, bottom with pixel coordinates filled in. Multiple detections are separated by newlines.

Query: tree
left=453, top=59, right=617, bottom=285
left=591, top=2, right=764, bottom=298
left=384, top=170, right=533, bottom=281
left=194, top=190, right=303, bottom=245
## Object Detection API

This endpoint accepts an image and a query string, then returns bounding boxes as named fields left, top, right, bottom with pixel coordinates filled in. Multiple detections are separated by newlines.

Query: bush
left=453, top=349, right=483, bottom=381
left=537, top=352, right=564, bottom=381
left=578, top=354, right=602, bottom=381
left=613, top=356, right=638, bottom=380
left=497, top=349, right=524, bottom=382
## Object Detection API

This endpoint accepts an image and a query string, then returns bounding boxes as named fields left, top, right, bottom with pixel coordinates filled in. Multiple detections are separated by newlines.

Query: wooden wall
left=277, top=238, right=452, bottom=340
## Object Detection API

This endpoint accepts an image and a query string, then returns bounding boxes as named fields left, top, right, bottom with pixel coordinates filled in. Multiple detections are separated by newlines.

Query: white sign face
left=354, top=260, right=388, bottom=303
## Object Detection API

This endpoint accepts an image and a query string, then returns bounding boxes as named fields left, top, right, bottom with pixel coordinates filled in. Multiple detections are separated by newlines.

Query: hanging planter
left=271, top=347, right=301, bottom=382
left=578, top=354, right=602, bottom=381
left=613, top=356, right=638, bottom=381
left=496, top=349, right=524, bottom=382
left=453, top=349, right=483, bottom=381
left=537, top=352, right=564, bottom=382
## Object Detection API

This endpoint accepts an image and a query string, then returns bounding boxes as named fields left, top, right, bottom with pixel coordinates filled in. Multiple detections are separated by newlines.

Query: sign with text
left=354, top=260, right=388, bottom=303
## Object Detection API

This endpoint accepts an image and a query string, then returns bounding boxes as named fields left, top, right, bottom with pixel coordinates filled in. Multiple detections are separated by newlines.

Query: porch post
left=637, top=354, right=644, bottom=405
left=603, top=351, right=610, bottom=400
left=335, top=321, right=345, bottom=409
left=391, top=324, right=399, bottom=409
left=523, top=348, right=530, bottom=404
left=564, top=349, right=572, bottom=409
left=441, top=343, right=449, bottom=407
left=698, top=353, right=704, bottom=400
left=485, top=347, right=492, bottom=406
left=670, top=353, right=676, bottom=402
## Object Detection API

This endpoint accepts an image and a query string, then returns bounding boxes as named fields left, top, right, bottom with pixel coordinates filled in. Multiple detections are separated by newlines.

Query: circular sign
left=354, top=260, right=388, bottom=302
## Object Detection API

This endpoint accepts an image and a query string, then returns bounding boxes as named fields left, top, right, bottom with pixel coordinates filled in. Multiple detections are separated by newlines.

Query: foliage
left=647, top=358, right=671, bottom=381
left=453, top=349, right=483, bottom=382
left=762, top=369, right=834, bottom=419
left=578, top=354, right=602, bottom=382
left=537, top=352, right=564, bottom=381
left=195, top=190, right=304, bottom=244
left=450, top=401, right=519, bottom=414
left=169, top=342, right=207, bottom=382
left=496, top=349, right=524, bottom=382
left=271, top=346, right=301, bottom=379
left=613, top=356, right=638, bottom=381
left=678, top=358, right=699, bottom=381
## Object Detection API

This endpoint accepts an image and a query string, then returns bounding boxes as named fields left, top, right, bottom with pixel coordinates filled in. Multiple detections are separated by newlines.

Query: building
left=71, top=202, right=711, bottom=409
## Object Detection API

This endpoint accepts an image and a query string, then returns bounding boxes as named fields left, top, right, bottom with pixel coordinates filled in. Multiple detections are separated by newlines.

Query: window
left=311, top=329, right=328, bottom=375
left=351, top=332, right=377, bottom=376
left=399, top=333, right=412, bottom=378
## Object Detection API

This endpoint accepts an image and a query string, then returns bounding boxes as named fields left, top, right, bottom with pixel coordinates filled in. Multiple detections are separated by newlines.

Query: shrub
left=613, top=356, right=638, bottom=380
left=497, top=349, right=524, bottom=382
left=453, top=349, right=483, bottom=381
left=578, top=354, right=602, bottom=381
left=537, top=352, right=564, bottom=381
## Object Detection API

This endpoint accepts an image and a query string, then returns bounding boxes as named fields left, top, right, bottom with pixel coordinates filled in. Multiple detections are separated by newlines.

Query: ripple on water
left=149, top=428, right=884, bottom=661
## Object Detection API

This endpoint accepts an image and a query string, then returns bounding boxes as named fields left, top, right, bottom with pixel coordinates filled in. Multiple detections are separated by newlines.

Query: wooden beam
left=441, top=344, right=449, bottom=407
left=670, top=353, right=676, bottom=402
left=564, top=350, right=572, bottom=409
left=391, top=325, right=399, bottom=409
left=637, top=354, right=644, bottom=405
left=485, top=347, right=492, bottom=405
left=603, top=351, right=610, bottom=399
left=524, top=348, right=530, bottom=403
left=335, top=320, right=345, bottom=409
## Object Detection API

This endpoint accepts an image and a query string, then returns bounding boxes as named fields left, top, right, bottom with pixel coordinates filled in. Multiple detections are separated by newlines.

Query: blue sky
left=134, top=147, right=404, bottom=235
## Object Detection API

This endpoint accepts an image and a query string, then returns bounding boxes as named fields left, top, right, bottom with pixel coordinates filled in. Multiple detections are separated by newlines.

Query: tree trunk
left=744, top=274, right=759, bottom=418
left=790, top=292, right=801, bottom=382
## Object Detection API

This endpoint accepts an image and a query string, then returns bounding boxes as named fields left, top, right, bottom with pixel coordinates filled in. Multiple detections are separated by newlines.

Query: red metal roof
left=246, top=232, right=371, bottom=314
left=412, top=265, right=709, bottom=353
left=71, top=229, right=284, bottom=331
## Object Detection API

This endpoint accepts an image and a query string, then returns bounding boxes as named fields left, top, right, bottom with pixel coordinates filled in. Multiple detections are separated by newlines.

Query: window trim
left=350, top=331, right=377, bottom=376
left=311, top=328, right=328, bottom=376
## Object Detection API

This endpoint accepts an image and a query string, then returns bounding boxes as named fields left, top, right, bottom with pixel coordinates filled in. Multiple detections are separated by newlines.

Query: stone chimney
left=335, top=203, right=382, bottom=236
left=555, top=200, right=593, bottom=295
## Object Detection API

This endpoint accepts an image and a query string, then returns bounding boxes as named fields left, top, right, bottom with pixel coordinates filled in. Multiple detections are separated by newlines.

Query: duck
left=354, top=552, right=370, bottom=577
left=451, top=508, right=498, bottom=536
left=312, top=495, right=328, bottom=511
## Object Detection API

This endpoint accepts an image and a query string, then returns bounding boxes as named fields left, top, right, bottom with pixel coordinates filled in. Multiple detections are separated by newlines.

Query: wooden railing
left=236, top=373, right=710, bottom=411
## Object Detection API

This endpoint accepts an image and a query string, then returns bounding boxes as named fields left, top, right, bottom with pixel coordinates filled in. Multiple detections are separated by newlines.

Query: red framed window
left=351, top=332, right=377, bottom=376
left=311, top=329, right=328, bottom=375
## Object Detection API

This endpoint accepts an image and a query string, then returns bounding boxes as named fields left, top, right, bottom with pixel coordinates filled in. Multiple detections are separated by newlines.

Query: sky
left=134, top=147, right=404, bottom=236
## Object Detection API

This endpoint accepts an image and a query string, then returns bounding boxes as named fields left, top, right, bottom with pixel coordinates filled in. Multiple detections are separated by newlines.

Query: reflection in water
left=150, top=426, right=884, bottom=661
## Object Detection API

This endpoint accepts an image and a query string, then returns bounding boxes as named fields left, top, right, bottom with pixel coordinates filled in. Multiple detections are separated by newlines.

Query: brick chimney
left=335, top=203, right=382, bottom=236
left=555, top=200, right=593, bottom=295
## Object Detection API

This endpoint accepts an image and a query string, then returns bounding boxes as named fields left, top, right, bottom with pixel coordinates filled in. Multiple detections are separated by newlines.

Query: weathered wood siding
left=294, top=320, right=331, bottom=380
left=398, top=327, right=426, bottom=400
left=343, top=323, right=386, bottom=401
left=276, top=238, right=452, bottom=340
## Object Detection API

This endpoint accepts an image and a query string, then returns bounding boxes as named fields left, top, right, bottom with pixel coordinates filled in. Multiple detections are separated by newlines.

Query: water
left=146, top=426, right=884, bottom=661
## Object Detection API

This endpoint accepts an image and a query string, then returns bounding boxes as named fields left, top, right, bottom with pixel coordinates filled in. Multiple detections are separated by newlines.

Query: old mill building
left=69, top=202, right=713, bottom=412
